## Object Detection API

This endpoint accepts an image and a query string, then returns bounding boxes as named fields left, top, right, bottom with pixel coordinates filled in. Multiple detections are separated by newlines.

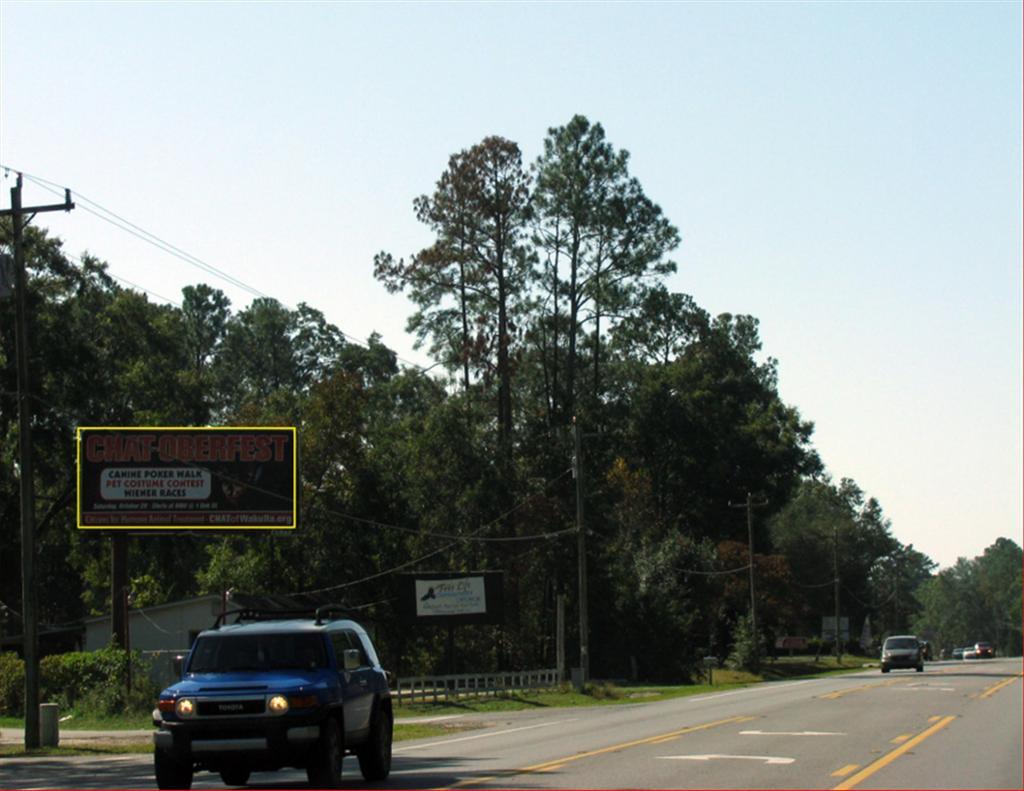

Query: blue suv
left=153, top=606, right=393, bottom=789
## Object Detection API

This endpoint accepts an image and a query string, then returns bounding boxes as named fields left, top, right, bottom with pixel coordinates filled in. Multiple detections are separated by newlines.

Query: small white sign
left=415, top=577, right=486, bottom=617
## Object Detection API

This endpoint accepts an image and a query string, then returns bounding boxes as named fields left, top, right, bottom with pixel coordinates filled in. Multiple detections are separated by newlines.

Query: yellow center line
left=831, top=764, right=860, bottom=778
left=979, top=674, right=1021, bottom=700
left=927, top=715, right=942, bottom=723
left=444, top=714, right=755, bottom=788
left=890, top=733, right=911, bottom=744
left=832, top=716, right=956, bottom=790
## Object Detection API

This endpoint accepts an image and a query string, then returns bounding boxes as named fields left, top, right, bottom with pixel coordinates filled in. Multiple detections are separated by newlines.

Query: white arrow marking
left=660, top=754, right=795, bottom=765
left=740, top=730, right=844, bottom=736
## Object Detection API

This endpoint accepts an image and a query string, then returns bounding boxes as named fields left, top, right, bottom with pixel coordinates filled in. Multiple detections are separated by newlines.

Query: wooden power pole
left=1, top=173, right=74, bottom=748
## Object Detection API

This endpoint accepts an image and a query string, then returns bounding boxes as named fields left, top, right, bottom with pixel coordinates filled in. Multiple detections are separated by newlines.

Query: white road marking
left=687, top=678, right=817, bottom=704
left=393, top=718, right=578, bottom=752
left=660, top=754, right=795, bottom=765
left=740, top=730, right=844, bottom=736
left=898, top=685, right=955, bottom=692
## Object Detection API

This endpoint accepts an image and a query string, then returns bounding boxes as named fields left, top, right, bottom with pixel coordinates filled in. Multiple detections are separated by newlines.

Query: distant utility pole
left=833, top=523, right=842, bottom=661
left=0, top=173, right=74, bottom=749
left=729, top=492, right=768, bottom=649
left=573, top=418, right=589, bottom=684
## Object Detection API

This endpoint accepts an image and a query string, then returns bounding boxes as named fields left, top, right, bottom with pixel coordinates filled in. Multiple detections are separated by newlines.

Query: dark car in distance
left=153, top=606, right=393, bottom=789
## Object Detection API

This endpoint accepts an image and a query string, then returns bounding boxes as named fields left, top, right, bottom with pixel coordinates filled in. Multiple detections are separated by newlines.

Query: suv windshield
left=187, top=633, right=328, bottom=673
left=883, top=637, right=919, bottom=650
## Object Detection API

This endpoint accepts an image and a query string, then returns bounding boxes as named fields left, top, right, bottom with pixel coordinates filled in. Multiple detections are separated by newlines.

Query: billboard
left=397, top=572, right=504, bottom=626
left=77, top=426, right=296, bottom=529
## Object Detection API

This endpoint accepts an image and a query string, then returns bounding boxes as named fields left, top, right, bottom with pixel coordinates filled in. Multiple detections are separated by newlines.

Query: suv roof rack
left=314, top=603, right=352, bottom=625
left=211, top=603, right=355, bottom=630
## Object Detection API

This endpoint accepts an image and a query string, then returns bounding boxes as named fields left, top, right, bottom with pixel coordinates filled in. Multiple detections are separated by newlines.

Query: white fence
left=144, top=652, right=561, bottom=705
left=394, top=668, right=561, bottom=705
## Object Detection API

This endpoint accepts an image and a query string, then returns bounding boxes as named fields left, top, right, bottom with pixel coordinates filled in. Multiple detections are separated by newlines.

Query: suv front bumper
left=155, top=711, right=327, bottom=768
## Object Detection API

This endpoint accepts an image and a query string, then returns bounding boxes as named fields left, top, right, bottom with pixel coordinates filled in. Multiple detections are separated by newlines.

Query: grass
left=392, top=655, right=875, bottom=717
left=0, top=721, right=472, bottom=758
left=1, top=741, right=155, bottom=758
left=0, top=710, right=153, bottom=730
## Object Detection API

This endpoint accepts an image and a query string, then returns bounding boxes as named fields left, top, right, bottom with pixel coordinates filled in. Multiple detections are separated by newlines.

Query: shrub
left=584, top=681, right=622, bottom=700
left=41, top=645, right=156, bottom=715
left=727, top=614, right=763, bottom=672
left=0, top=652, right=25, bottom=716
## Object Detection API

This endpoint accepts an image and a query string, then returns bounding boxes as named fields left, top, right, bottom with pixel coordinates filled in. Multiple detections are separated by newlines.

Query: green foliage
left=912, top=538, right=1022, bottom=656
left=583, top=681, right=623, bottom=700
left=0, top=652, right=25, bottom=716
left=2, top=118, right=945, bottom=685
left=40, top=646, right=156, bottom=715
left=0, top=647, right=155, bottom=717
left=727, top=614, right=763, bottom=672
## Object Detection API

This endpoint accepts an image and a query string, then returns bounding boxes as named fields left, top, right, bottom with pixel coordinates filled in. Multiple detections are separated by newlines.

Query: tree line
left=2, top=116, right=1019, bottom=679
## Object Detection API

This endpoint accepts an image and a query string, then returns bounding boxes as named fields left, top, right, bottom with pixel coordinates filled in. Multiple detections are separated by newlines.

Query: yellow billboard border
left=76, top=426, right=297, bottom=530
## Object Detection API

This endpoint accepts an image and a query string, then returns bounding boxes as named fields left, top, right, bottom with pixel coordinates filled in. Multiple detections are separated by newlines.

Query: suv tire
left=357, top=701, right=393, bottom=781
left=219, top=766, right=251, bottom=786
left=307, top=716, right=344, bottom=789
left=155, top=747, right=193, bottom=790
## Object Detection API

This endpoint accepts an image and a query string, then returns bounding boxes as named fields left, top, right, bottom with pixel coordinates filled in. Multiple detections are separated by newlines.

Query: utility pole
left=0, top=173, right=74, bottom=749
left=729, top=492, right=768, bottom=657
left=573, top=418, right=589, bottom=684
left=833, top=522, right=842, bottom=661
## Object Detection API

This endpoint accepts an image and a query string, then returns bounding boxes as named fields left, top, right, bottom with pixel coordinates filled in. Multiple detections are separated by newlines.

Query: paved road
left=2, top=658, right=1020, bottom=790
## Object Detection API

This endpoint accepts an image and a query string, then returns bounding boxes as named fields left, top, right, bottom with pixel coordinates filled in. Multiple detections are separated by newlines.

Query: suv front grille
left=197, top=698, right=266, bottom=716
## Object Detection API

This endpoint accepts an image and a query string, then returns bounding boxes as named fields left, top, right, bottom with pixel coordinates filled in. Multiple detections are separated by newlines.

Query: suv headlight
left=268, top=694, right=289, bottom=715
left=175, top=698, right=196, bottom=718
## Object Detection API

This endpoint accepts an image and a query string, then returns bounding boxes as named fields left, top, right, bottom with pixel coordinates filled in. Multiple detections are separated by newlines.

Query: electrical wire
left=290, top=468, right=578, bottom=597
left=3, top=165, right=434, bottom=373
left=678, top=564, right=752, bottom=576
left=4, top=377, right=578, bottom=548
left=64, top=251, right=182, bottom=307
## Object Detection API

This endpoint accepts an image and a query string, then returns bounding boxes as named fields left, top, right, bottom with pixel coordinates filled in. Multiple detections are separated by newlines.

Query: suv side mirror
left=343, top=648, right=361, bottom=671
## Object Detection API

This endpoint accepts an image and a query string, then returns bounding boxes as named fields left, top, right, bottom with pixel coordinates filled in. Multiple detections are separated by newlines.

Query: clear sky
left=2, top=1, right=1020, bottom=569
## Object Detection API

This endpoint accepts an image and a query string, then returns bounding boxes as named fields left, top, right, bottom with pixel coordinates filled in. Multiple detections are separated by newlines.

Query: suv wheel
left=219, top=766, right=251, bottom=786
left=307, top=717, right=344, bottom=788
left=357, top=701, right=393, bottom=781
left=155, top=746, right=193, bottom=790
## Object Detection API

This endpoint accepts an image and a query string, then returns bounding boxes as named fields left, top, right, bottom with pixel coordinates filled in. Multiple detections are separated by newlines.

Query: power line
left=2, top=165, right=432, bottom=373
left=10, top=380, right=578, bottom=548
left=679, top=563, right=752, bottom=577
left=64, top=252, right=182, bottom=308
left=290, top=468, right=578, bottom=597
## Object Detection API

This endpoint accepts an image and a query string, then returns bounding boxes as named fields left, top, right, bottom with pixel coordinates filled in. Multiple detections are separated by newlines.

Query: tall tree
left=376, top=136, right=531, bottom=447
left=374, top=150, right=480, bottom=394
left=532, top=115, right=679, bottom=418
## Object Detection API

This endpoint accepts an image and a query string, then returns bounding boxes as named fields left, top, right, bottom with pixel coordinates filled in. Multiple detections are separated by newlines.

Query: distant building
left=83, top=594, right=223, bottom=653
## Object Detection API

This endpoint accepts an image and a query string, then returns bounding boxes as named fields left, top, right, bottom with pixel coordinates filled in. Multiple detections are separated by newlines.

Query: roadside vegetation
left=1, top=114, right=1020, bottom=696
